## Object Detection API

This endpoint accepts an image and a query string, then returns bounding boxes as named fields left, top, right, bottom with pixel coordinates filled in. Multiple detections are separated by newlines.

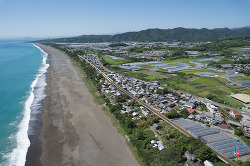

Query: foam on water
left=5, top=44, right=49, bottom=166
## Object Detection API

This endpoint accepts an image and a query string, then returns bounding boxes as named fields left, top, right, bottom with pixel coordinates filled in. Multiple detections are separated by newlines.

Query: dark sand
left=27, top=44, right=139, bottom=166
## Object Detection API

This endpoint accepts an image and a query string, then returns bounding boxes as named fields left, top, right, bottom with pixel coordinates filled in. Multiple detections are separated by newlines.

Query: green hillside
left=38, top=27, right=250, bottom=43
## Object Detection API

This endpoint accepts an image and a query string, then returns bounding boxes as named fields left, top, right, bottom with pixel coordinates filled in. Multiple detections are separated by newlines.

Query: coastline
left=25, top=44, right=49, bottom=166
left=26, top=44, right=139, bottom=166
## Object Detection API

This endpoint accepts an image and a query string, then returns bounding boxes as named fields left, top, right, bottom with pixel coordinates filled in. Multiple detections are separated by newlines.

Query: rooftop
left=187, top=108, right=196, bottom=114
left=230, top=94, right=250, bottom=104
left=229, top=110, right=242, bottom=116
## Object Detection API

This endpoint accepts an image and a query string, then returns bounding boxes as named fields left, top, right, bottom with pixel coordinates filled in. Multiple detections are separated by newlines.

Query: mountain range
left=38, top=27, right=250, bottom=43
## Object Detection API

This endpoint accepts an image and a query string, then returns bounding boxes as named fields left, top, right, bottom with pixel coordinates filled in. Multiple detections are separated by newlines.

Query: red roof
left=220, top=123, right=230, bottom=128
left=230, top=110, right=242, bottom=116
left=187, top=108, right=196, bottom=114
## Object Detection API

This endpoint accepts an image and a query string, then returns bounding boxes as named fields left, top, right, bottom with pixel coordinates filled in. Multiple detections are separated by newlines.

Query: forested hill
left=39, top=27, right=250, bottom=43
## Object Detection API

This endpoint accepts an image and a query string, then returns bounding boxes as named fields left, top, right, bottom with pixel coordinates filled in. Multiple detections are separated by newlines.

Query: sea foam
left=7, top=44, right=49, bottom=166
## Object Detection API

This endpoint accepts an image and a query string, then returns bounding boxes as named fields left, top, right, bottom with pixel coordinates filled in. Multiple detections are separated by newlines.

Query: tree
left=152, top=116, right=160, bottom=124
left=165, top=111, right=180, bottom=119
left=196, top=146, right=217, bottom=162
left=126, top=119, right=135, bottom=129
left=136, top=129, right=146, bottom=140
left=235, top=128, right=243, bottom=136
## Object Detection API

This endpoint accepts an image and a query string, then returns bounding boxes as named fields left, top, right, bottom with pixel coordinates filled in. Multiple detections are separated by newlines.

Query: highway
left=77, top=54, right=238, bottom=166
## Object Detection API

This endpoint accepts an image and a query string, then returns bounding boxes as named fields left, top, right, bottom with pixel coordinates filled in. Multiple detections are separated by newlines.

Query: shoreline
left=26, top=44, right=139, bottom=166
left=25, top=44, right=49, bottom=166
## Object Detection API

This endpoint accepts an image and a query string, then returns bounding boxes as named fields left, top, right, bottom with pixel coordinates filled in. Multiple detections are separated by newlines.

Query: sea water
left=0, top=40, right=49, bottom=166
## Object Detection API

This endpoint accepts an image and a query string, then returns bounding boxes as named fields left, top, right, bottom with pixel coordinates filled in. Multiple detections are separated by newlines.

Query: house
left=132, top=112, right=139, bottom=117
left=184, top=151, right=196, bottom=161
left=220, top=123, right=230, bottom=129
left=158, top=103, right=165, bottom=109
left=167, top=102, right=176, bottom=108
left=207, top=103, right=217, bottom=114
left=241, top=115, right=250, bottom=132
left=126, top=107, right=133, bottom=114
left=205, top=113, right=214, bottom=121
left=185, top=102, right=196, bottom=109
left=160, top=99, right=168, bottom=104
left=229, top=110, right=242, bottom=118
left=210, top=120, right=217, bottom=125
left=151, top=140, right=156, bottom=144
left=204, top=160, right=213, bottom=166
left=145, top=97, right=153, bottom=103
left=214, top=116, right=224, bottom=124
left=188, top=98, right=197, bottom=104
left=142, top=110, right=149, bottom=116
left=166, top=107, right=173, bottom=112
left=185, top=94, right=192, bottom=99
left=187, top=114, right=194, bottom=119
left=135, top=93, right=141, bottom=98
left=116, top=92, right=122, bottom=96
left=153, top=123, right=160, bottom=130
left=157, top=141, right=166, bottom=151
left=203, top=119, right=209, bottom=124
left=187, top=108, right=196, bottom=114
left=152, top=81, right=160, bottom=86
left=195, top=113, right=206, bottom=120
left=179, top=100, right=187, bottom=105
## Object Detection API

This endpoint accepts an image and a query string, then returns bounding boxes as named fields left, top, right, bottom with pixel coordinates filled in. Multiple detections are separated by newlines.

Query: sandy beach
left=27, top=44, right=139, bottom=166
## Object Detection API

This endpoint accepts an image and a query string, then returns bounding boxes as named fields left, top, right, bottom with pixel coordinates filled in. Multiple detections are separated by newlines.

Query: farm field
left=124, top=71, right=163, bottom=81
left=177, top=84, right=199, bottom=93
left=140, top=65, right=154, bottom=69
left=102, top=55, right=129, bottom=65
left=182, top=69, right=214, bottom=74
left=192, top=77, right=222, bottom=86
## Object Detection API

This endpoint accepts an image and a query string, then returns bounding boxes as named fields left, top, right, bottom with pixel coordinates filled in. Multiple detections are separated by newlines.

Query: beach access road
left=36, top=44, right=139, bottom=166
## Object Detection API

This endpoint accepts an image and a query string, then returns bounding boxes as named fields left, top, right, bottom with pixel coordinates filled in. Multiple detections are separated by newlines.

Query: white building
left=206, top=103, right=217, bottom=114
left=204, top=160, right=213, bottom=166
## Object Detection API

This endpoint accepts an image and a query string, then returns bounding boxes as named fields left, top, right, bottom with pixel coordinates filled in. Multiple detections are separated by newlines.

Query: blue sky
left=0, top=0, right=249, bottom=38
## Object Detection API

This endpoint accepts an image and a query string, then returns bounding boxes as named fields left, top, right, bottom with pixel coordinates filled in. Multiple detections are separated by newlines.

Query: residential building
left=229, top=110, right=242, bottom=118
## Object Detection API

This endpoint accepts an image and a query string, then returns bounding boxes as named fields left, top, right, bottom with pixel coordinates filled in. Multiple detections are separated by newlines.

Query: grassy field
left=217, top=86, right=232, bottom=94
left=140, top=65, right=154, bottom=69
left=228, top=84, right=250, bottom=95
left=182, top=69, right=214, bottom=74
left=218, top=95, right=245, bottom=108
left=177, top=84, right=199, bottom=93
left=192, top=77, right=222, bottom=86
left=102, top=55, right=129, bottom=65
left=124, top=71, right=163, bottom=81
left=144, top=75, right=163, bottom=80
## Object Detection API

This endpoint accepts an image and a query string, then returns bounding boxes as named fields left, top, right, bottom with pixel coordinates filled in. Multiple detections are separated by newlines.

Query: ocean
left=0, top=40, right=49, bottom=166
